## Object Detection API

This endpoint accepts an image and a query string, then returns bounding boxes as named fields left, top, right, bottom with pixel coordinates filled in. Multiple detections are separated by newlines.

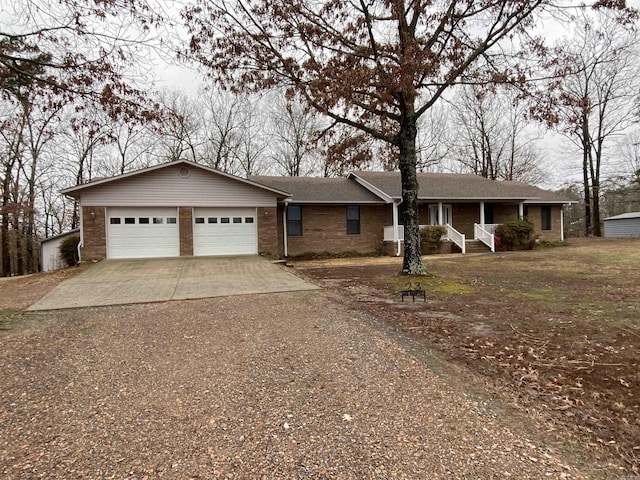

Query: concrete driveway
left=28, top=256, right=318, bottom=311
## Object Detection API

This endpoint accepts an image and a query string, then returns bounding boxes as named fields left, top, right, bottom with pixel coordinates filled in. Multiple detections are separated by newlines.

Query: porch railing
left=474, top=223, right=495, bottom=252
left=481, top=223, right=500, bottom=234
left=446, top=224, right=465, bottom=254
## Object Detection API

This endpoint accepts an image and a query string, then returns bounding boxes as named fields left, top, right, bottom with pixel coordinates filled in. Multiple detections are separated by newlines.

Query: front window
left=346, top=205, right=360, bottom=235
left=287, top=205, right=302, bottom=236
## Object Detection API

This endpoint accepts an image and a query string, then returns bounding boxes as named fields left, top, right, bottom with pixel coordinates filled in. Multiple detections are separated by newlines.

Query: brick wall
left=80, top=206, right=106, bottom=261
left=257, top=207, right=278, bottom=255
left=286, top=204, right=392, bottom=256
left=493, top=204, right=519, bottom=224
left=179, top=207, right=193, bottom=256
left=449, top=204, right=481, bottom=237
left=525, top=204, right=563, bottom=241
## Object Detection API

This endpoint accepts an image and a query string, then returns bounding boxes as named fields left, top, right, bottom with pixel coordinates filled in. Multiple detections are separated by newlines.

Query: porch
left=382, top=200, right=534, bottom=255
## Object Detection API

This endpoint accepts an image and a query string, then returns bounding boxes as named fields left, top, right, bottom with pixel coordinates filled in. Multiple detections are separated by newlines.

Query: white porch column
left=438, top=202, right=443, bottom=225
left=561, top=207, right=565, bottom=241
left=283, top=202, right=289, bottom=257
left=480, top=201, right=485, bottom=226
left=518, top=202, right=524, bottom=219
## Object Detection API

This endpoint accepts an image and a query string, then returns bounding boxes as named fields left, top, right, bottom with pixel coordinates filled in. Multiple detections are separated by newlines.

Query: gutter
left=283, top=200, right=289, bottom=258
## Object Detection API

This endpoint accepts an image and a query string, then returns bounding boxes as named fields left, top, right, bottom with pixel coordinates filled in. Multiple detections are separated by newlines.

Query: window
left=139, top=217, right=150, bottom=224
left=153, top=217, right=164, bottom=224
left=221, top=217, right=230, bottom=224
left=124, top=217, right=135, bottom=224
left=245, top=217, right=254, bottom=224
left=233, top=217, right=242, bottom=224
left=287, top=205, right=302, bottom=236
left=110, top=218, right=121, bottom=225
left=346, top=205, right=360, bottom=235
left=208, top=217, right=217, bottom=224
left=167, top=217, right=177, bottom=224
left=195, top=217, right=205, bottom=224
left=541, top=206, right=552, bottom=231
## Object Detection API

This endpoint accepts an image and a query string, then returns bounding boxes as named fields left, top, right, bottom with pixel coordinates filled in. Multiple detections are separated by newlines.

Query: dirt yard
left=298, top=238, right=640, bottom=474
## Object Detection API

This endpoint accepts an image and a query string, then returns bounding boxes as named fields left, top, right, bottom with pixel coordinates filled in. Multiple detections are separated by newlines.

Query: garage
left=61, top=160, right=286, bottom=261
left=193, top=207, right=257, bottom=256
left=107, top=207, right=180, bottom=259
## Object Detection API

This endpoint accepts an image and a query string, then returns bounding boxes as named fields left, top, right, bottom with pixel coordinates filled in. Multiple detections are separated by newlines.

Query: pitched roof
left=604, top=211, right=640, bottom=221
left=351, top=171, right=571, bottom=203
left=61, top=160, right=290, bottom=198
left=249, top=176, right=385, bottom=203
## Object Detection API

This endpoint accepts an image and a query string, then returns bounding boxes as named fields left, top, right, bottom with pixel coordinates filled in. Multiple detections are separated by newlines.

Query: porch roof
left=350, top=172, right=570, bottom=203
left=249, top=176, right=386, bottom=204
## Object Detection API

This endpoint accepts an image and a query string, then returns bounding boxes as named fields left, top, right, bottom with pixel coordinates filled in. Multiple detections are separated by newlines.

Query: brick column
left=179, top=207, right=193, bottom=256
left=80, top=206, right=106, bottom=261
left=257, top=207, right=278, bottom=256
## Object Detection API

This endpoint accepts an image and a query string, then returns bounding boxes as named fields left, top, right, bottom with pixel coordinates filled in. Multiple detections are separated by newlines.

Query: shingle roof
left=351, top=171, right=570, bottom=203
left=604, top=211, right=640, bottom=221
left=249, top=176, right=386, bottom=203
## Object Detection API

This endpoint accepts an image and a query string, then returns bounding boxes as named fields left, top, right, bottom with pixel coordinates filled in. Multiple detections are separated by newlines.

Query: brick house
left=62, top=160, right=571, bottom=261
left=252, top=171, right=571, bottom=256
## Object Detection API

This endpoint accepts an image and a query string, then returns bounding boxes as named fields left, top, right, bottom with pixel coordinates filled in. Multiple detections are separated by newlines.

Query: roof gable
left=62, top=160, right=290, bottom=198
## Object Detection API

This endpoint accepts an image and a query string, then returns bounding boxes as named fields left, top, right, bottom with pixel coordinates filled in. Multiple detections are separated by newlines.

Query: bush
left=59, top=235, right=80, bottom=267
left=494, top=219, right=535, bottom=251
left=419, top=225, right=448, bottom=254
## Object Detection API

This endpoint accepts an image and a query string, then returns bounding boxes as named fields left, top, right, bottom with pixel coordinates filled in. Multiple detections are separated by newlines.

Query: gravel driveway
left=2, top=292, right=593, bottom=479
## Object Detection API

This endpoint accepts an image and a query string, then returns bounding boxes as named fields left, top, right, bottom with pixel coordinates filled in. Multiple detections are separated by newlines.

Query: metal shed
left=603, top=212, right=640, bottom=238
left=40, top=229, right=79, bottom=272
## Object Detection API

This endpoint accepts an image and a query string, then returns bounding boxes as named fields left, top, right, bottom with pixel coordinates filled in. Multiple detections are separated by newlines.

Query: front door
left=428, top=204, right=452, bottom=225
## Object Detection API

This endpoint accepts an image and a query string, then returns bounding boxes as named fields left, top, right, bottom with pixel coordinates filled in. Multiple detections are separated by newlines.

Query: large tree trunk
left=398, top=108, right=426, bottom=275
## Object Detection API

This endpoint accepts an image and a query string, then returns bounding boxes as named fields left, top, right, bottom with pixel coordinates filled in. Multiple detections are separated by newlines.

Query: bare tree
left=552, top=12, right=640, bottom=236
left=450, top=85, right=544, bottom=183
left=268, top=93, right=321, bottom=176
left=199, top=90, right=245, bottom=173
left=155, top=90, right=203, bottom=163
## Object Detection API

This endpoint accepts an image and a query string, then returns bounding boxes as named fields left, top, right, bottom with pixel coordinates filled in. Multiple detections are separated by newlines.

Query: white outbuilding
left=40, top=229, right=79, bottom=272
left=603, top=212, right=640, bottom=238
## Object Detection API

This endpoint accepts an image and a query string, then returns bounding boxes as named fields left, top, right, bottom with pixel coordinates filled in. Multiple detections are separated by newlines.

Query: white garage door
left=193, top=208, right=257, bottom=256
left=107, top=207, right=180, bottom=259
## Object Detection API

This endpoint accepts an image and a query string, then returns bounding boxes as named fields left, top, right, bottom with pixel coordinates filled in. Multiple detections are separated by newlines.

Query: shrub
left=59, top=235, right=80, bottom=267
left=494, top=219, right=535, bottom=251
left=420, top=225, right=448, bottom=254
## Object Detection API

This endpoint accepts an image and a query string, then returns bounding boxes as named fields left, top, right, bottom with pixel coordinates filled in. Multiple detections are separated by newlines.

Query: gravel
left=1, top=292, right=595, bottom=479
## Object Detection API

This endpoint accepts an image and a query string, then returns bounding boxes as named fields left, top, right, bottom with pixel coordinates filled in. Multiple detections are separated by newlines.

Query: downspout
left=77, top=204, right=84, bottom=262
left=393, top=200, right=402, bottom=257
left=283, top=200, right=289, bottom=257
